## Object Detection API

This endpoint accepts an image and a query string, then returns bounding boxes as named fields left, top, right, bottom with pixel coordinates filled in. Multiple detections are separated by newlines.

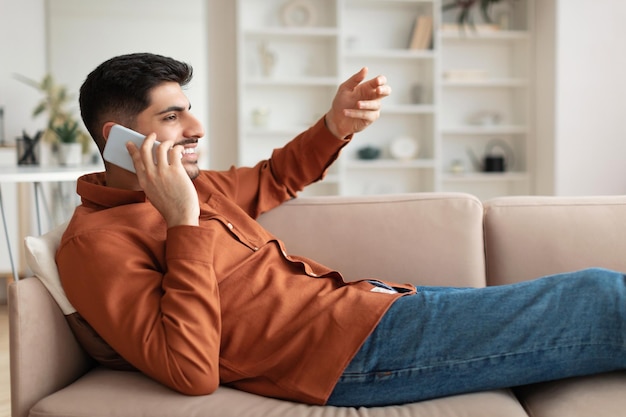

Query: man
left=58, top=52, right=626, bottom=407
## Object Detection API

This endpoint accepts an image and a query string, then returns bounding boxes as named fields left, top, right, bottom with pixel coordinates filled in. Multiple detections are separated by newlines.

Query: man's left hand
left=324, top=67, right=391, bottom=140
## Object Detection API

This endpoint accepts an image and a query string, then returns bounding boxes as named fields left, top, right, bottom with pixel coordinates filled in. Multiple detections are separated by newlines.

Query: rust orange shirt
left=57, top=118, right=411, bottom=405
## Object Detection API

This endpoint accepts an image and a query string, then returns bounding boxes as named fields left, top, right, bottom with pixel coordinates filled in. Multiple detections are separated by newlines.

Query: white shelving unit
left=438, top=1, right=534, bottom=199
left=338, top=0, right=437, bottom=196
left=236, top=0, right=342, bottom=195
left=236, top=0, right=534, bottom=199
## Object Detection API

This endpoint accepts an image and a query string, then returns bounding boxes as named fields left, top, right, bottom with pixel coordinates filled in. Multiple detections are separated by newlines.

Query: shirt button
left=227, top=223, right=233, bottom=230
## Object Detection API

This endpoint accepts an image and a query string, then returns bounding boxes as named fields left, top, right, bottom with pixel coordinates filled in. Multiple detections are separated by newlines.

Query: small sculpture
left=17, top=130, right=42, bottom=166
left=258, top=42, right=276, bottom=77
left=252, top=107, right=271, bottom=127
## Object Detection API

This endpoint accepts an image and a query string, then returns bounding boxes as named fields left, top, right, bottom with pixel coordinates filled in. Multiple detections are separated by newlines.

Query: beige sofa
left=9, top=192, right=626, bottom=417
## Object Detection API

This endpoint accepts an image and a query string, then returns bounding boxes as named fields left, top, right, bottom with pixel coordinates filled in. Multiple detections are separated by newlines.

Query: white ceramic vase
left=58, top=142, right=82, bottom=166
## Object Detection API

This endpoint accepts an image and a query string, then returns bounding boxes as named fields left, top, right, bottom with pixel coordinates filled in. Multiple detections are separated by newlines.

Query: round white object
left=389, top=136, right=419, bottom=160
left=281, top=0, right=316, bottom=27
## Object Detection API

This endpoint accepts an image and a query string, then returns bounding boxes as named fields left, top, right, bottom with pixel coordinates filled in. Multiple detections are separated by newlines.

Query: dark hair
left=79, top=52, right=193, bottom=152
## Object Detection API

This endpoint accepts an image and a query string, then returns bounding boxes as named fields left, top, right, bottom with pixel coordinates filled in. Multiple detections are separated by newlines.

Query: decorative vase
left=58, top=142, right=82, bottom=166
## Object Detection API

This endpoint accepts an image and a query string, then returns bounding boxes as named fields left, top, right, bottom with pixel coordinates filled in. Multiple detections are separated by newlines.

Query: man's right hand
left=127, top=133, right=200, bottom=227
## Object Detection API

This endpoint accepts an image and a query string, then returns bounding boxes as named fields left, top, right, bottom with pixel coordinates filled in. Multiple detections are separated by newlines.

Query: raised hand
left=324, top=67, right=392, bottom=140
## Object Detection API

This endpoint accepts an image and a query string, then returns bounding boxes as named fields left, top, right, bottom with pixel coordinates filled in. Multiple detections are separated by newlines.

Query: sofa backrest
left=484, top=196, right=626, bottom=285
left=10, top=192, right=487, bottom=417
left=259, top=193, right=487, bottom=288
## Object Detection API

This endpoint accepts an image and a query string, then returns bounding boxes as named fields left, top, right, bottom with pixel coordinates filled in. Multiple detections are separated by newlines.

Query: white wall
left=46, top=0, right=210, bottom=167
left=535, top=0, right=626, bottom=195
left=556, top=0, right=626, bottom=195
left=0, top=0, right=48, bottom=143
left=0, top=0, right=48, bottom=280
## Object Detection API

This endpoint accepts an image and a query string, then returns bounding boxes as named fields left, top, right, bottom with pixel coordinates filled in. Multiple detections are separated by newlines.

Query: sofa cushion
left=30, top=367, right=531, bottom=417
left=259, top=193, right=487, bottom=288
left=484, top=196, right=626, bottom=285
left=23, top=221, right=75, bottom=314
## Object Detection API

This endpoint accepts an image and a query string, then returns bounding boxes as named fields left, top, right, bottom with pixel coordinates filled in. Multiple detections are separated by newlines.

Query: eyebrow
left=155, top=103, right=192, bottom=115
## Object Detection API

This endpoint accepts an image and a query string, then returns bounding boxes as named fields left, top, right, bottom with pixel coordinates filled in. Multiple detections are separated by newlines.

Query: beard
left=185, top=161, right=200, bottom=180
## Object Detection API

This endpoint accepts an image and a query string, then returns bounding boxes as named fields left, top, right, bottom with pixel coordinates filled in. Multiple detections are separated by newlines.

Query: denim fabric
left=327, top=268, right=626, bottom=407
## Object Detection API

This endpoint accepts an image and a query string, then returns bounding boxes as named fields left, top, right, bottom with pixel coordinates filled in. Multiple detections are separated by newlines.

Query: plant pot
left=58, top=142, right=82, bottom=166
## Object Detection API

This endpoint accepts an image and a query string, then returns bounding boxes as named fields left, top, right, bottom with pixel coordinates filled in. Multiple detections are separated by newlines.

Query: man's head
left=80, top=53, right=204, bottom=183
left=79, top=52, right=193, bottom=153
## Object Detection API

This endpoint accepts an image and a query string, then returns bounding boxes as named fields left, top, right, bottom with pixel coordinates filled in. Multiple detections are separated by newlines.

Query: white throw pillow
left=23, top=221, right=77, bottom=314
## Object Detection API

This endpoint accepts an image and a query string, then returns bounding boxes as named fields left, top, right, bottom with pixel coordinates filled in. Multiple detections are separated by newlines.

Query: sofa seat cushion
left=515, top=371, right=626, bottom=417
left=30, top=367, right=530, bottom=417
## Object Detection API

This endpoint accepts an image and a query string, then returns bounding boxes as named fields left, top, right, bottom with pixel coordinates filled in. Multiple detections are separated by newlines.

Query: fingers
left=126, top=133, right=183, bottom=174
left=375, top=81, right=392, bottom=97
left=154, top=138, right=183, bottom=170
left=126, top=134, right=151, bottom=174
left=341, top=67, right=368, bottom=91
left=364, top=74, right=388, bottom=90
left=357, top=75, right=391, bottom=102
left=354, top=98, right=383, bottom=111
left=343, top=107, right=380, bottom=123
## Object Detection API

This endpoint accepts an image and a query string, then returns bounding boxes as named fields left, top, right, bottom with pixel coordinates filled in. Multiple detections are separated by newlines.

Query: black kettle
left=467, top=139, right=514, bottom=173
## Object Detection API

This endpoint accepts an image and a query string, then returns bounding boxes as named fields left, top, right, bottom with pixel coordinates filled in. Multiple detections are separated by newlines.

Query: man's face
left=133, top=82, right=204, bottom=180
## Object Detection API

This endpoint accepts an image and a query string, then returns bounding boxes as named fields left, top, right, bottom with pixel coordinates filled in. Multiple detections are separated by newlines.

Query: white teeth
left=182, top=148, right=196, bottom=154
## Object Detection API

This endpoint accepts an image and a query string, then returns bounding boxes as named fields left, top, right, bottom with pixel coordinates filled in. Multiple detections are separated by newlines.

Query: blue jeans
left=327, top=268, right=626, bottom=407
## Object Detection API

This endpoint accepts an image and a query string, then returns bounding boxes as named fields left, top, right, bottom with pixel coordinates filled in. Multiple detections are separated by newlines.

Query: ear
left=102, top=122, right=117, bottom=142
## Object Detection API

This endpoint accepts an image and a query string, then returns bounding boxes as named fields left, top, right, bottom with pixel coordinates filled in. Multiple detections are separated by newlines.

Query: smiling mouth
left=176, top=138, right=198, bottom=156
left=182, top=147, right=196, bottom=155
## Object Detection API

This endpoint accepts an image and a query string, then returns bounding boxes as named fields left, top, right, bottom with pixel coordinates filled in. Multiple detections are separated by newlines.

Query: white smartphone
left=103, top=124, right=159, bottom=173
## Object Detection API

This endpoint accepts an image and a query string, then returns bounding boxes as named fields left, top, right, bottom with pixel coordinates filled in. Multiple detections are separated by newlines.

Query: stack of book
left=408, top=15, right=433, bottom=50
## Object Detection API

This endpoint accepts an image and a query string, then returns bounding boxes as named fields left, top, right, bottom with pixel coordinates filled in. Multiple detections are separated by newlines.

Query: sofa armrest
left=9, top=277, right=93, bottom=417
left=258, top=193, right=486, bottom=288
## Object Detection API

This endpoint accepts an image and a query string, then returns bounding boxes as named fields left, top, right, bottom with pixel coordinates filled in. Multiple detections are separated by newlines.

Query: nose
left=184, top=112, right=205, bottom=139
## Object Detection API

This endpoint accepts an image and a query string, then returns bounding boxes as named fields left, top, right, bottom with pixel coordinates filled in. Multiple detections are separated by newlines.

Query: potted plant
left=442, top=0, right=517, bottom=28
left=14, top=73, right=90, bottom=165
left=51, top=119, right=83, bottom=166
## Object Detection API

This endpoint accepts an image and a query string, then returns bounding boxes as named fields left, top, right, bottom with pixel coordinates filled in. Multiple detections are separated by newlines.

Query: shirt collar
left=77, top=172, right=147, bottom=209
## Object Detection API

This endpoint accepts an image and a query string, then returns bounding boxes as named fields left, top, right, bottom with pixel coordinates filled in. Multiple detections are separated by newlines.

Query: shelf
left=384, top=104, right=435, bottom=114
left=346, top=159, right=435, bottom=169
left=442, top=172, right=529, bottom=182
left=244, top=126, right=313, bottom=137
left=347, top=0, right=434, bottom=5
left=320, top=173, right=340, bottom=183
left=441, top=125, right=528, bottom=135
left=243, top=27, right=339, bottom=38
left=344, top=49, right=435, bottom=59
left=245, top=77, right=339, bottom=86
left=440, top=30, right=530, bottom=41
left=442, top=78, right=529, bottom=88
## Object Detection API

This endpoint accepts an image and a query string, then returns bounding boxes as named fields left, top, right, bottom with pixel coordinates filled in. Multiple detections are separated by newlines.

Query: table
left=0, top=164, right=102, bottom=281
